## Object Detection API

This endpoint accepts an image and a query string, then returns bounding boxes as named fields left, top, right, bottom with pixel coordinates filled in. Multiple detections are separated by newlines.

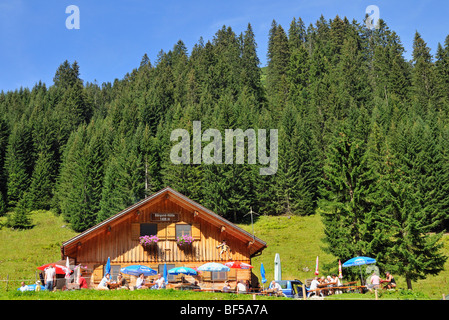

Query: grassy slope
left=0, top=210, right=448, bottom=299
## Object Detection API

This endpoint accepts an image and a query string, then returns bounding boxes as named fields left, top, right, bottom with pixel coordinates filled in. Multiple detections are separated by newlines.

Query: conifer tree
left=411, top=31, right=437, bottom=113
left=376, top=118, right=447, bottom=289
left=266, top=20, right=290, bottom=110
left=319, top=108, right=380, bottom=262
left=0, top=118, right=9, bottom=214
left=5, top=119, right=34, bottom=208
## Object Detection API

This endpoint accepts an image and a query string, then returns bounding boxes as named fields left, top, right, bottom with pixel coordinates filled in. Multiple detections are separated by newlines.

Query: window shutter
left=131, top=223, right=140, bottom=241
left=157, top=224, right=166, bottom=239
left=167, top=223, right=176, bottom=240
left=192, top=222, right=201, bottom=240
left=228, top=269, right=237, bottom=281
left=202, top=271, right=212, bottom=281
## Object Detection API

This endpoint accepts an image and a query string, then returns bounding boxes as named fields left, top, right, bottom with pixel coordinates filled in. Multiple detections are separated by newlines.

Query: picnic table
left=307, top=284, right=366, bottom=297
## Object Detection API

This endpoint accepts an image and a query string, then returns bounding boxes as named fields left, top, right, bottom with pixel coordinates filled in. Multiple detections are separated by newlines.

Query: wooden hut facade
left=61, top=187, right=267, bottom=289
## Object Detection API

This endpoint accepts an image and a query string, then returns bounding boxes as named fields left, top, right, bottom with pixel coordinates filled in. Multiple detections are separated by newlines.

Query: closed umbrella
left=274, top=253, right=281, bottom=281
left=104, top=257, right=111, bottom=276
left=163, top=263, right=168, bottom=285
left=120, top=265, right=157, bottom=277
left=260, top=263, right=267, bottom=289
left=65, top=257, right=71, bottom=279
left=315, top=256, right=319, bottom=275
left=338, top=260, right=343, bottom=279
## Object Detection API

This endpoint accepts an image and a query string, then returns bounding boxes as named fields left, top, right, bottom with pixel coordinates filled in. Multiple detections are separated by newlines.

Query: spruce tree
left=319, top=108, right=380, bottom=262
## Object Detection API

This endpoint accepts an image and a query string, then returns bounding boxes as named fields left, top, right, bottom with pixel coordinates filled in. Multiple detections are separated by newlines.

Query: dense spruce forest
left=1, top=15, right=449, bottom=287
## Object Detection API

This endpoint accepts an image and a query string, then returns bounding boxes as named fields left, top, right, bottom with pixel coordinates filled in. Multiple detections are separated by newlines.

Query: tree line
left=1, top=15, right=448, bottom=288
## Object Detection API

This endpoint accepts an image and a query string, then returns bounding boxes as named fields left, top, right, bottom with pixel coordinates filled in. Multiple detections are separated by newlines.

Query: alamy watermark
left=170, top=121, right=278, bottom=176
left=365, top=5, right=380, bottom=30
left=66, top=5, right=80, bottom=30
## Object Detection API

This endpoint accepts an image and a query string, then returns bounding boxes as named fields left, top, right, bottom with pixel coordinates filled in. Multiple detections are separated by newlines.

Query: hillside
left=1, top=210, right=448, bottom=299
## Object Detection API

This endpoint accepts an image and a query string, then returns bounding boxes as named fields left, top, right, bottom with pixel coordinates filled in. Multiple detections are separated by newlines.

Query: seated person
left=307, top=277, right=320, bottom=297
left=19, top=281, right=29, bottom=292
left=97, top=273, right=111, bottom=290
left=236, top=280, right=247, bottom=294
left=153, top=273, right=166, bottom=289
left=384, top=272, right=396, bottom=289
left=136, top=273, right=149, bottom=289
left=78, top=273, right=88, bottom=289
left=222, top=281, right=232, bottom=293
left=116, top=273, right=129, bottom=289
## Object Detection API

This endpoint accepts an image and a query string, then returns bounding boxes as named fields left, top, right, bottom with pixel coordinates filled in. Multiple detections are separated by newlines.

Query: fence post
left=6, top=274, right=9, bottom=292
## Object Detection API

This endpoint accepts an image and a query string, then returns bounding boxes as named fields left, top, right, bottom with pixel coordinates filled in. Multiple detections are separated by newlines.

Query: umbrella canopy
left=168, top=267, right=197, bottom=276
left=224, top=261, right=254, bottom=269
left=37, top=263, right=72, bottom=275
left=120, top=265, right=157, bottom=277
left=342, top=256, right=376, bottom=267
left=342, top=256, right=376, bottom=285
left=197, top=262, right=230, bottom=272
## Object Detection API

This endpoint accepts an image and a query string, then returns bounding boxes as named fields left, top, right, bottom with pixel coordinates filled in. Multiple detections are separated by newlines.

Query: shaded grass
left=1, top=288, right=284, bottom=300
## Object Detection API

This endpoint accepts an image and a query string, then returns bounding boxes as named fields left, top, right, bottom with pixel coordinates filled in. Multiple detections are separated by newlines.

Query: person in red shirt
left=78, top=273, right=88, bottom=289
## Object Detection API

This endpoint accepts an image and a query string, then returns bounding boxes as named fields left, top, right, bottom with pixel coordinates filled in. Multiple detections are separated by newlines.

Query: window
left=103, top=265, right=121, bottom=281
left=140, top=223, right=157, bottom=236
left=175, top=224, right=191, bottom=238
left=211, top=271, right=228, bottom=281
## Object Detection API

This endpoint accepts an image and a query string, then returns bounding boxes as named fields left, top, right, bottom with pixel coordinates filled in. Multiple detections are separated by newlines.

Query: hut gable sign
left=150, top=213, right=179, bottom=222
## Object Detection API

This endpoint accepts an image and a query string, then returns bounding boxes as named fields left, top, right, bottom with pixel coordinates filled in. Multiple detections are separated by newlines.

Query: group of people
left=97, top=272, right=166, bottom=290
left=367, top=271, right=396, bottom=292
left=222, top=280, right=252, bottom=293
left=308, top=274, right=342, bottom=297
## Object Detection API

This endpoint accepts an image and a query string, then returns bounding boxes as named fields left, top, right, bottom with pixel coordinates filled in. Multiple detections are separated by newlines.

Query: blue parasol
left=342, top=256, right=376, bottom=267
left=168, top=267, right=198, bottom=276
left=120, top=265, right=157, bottom=277
left=342, top=256, right=376, bottom=285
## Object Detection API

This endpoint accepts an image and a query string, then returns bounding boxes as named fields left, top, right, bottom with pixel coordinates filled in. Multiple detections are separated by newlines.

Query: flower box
left=139, top=235, right=159, bottom=248
left=176, top=234, right=194, bottom=247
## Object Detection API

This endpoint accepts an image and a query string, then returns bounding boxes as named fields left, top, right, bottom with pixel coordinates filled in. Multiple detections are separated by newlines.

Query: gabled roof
left=61, top=187, right=267, bottom=257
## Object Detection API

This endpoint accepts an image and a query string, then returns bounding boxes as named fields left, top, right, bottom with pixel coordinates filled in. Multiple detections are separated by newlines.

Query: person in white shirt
left=154, top=273, right=166, bottom=289
left=237, top=280, right=247, bottom=293
left=44, top=264, right=56, bottom=291
left=19, top=282, right=29, bottom=292
left=308, top=277, right=320, bottom=297
left=135, top=273, right=148, bottom=289
left=97, top=273, right=111, bottom=290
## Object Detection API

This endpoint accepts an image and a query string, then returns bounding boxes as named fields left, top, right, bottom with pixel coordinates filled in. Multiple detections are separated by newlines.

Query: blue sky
left=1, top=0, right=448, bottom=92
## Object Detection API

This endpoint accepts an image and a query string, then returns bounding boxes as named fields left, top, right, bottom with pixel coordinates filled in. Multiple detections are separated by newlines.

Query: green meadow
left=0, top=210, right=448, bottom=300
